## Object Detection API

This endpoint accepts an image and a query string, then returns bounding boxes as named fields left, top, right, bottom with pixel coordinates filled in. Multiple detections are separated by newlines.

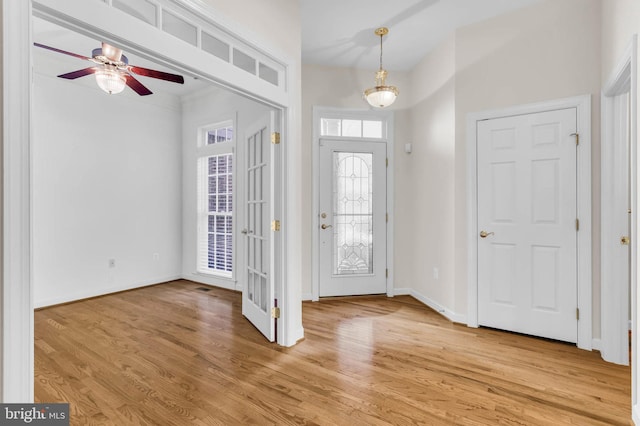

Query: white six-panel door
left=477, top=108, right=578, bottom=342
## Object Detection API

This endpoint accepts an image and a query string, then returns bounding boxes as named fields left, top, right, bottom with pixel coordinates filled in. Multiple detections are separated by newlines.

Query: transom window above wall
left=320, top=117, right=385, bottom=139
left=101, top=0, right=285, bottom=88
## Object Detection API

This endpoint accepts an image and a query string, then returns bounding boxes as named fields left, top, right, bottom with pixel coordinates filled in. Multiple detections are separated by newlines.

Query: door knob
left=621, top=236, right=630, bottom=245
left=321, top=224, right=332, bottom=230
left=479, top=230, right=494, bottom=238
left=241, top=229, right=248, bottom=234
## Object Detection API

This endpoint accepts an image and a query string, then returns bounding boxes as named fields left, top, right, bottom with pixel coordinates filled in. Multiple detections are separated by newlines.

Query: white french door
left=477, top=108, right=578, bottom=343
left=242, top=112, right=277, bottom=341
left=318, top=139, right=387, bottom=297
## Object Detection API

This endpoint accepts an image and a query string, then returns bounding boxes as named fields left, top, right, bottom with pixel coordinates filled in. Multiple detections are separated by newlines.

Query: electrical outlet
left=109, top=259, right=116, bottom=268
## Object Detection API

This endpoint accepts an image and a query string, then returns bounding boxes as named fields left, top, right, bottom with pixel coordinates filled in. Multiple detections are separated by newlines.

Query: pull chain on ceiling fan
left=34, top=42, right=185, bottom=96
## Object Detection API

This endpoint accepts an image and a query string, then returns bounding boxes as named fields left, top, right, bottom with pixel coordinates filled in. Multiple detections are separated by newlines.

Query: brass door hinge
left=576, top=308, right=580, bottom=320
left=271, top=306, right=281, bottom=319
left=386, top=268, right=389, bottom=278
left=271, top=220, right=281, bottom=231
left=386, top=158, right=389, bottom=167
left=271, top=132, right=281, bottom=144
left=571, top=132, right=579, bottom=146
left=576, top=219, right=580, bottom=231
left=386, top=213, right=389, bottom=223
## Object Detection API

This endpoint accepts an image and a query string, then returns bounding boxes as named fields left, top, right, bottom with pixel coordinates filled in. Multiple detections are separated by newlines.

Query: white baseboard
left=634, top=404, right=640, bottom=425
left=284, top=326, right=305, bottom=347
left=34, top=274, right=182, bottom=308
left=393, top=287, right=466, bottom=324
left=591, top=338, right=602, bottom=351
left=301, top=292, right=314, bottom=301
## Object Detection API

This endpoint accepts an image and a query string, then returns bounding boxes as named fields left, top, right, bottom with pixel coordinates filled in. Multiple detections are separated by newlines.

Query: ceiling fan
left=34, top=42, right=185, bottom=96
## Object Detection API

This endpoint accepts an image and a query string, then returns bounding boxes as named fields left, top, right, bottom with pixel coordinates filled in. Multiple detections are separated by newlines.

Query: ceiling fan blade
left=34, top=42, right=92, bottom=61
left=58, top=67, right=97, bottom=80
left=128, top=66, right=185, bottom=84
left=125, top=74, right=153, bottom=96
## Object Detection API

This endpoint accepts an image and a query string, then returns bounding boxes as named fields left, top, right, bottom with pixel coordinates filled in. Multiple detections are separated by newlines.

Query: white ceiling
left=301, top=0, right=542, bottom=71
left=33, top=1, right=543, bottom=98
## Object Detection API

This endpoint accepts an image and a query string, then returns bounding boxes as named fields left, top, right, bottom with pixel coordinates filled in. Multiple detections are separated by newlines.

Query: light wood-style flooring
left=35, top=280, right=631, bottom=425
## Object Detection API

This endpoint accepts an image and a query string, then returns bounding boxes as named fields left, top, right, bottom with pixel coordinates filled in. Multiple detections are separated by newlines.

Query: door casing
left=311, top=107, right=395, bottom=301
left=601, top=35, right=637, bottom=367
left=466, top=95, right=592, bottom=351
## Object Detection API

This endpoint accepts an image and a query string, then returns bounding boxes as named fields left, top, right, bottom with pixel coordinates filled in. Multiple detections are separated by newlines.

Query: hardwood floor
left=35, top=280, right=631, bottom=425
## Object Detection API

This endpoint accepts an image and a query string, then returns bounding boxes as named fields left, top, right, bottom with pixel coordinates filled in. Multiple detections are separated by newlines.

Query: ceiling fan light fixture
left=364, top=27, right=399, bottom=108
left=95, top=66, right=126, bottom=95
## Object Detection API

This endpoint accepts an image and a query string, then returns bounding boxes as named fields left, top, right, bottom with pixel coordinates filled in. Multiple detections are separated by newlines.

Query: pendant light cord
left=379, top=33, right=383, bottom=71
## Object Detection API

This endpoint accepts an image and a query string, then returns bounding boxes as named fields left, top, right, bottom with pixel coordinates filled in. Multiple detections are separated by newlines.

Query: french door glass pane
left=333, top=152, right=373, bottom=275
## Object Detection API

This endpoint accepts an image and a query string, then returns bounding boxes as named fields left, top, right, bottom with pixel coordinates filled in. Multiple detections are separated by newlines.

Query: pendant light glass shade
left=95, top=66, right=126, bottom=95
left=364, top=70, right=399, bottom=108
left=364, top=27, right=398, bottom=108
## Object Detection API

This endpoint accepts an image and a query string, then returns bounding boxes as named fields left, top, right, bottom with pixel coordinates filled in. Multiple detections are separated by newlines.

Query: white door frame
left=311, top=107, right=395, bottom=301
left=466, top=95, right=592, bottom=351
left=3, top=0, right=302, bottom=402
left=601, top=35, right=637, bottom=367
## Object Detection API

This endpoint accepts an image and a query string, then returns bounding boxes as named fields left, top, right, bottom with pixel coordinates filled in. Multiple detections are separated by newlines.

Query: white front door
left=477, top=108, right=578, bottom=342
left=242, top=112, right=276, bottom=341
left=318, top=139, right=387, bottom=297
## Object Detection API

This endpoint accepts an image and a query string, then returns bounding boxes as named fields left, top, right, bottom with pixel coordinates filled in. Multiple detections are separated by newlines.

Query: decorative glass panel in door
left=333, top=152, right=374, bottom=275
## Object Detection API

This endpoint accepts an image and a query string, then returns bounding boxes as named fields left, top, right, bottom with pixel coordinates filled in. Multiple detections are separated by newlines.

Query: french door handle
left=241, top=229, right=248, bottom=234
left=479, top=230, right=494, bottom=238
left=321, top=224, right=332, bottom=230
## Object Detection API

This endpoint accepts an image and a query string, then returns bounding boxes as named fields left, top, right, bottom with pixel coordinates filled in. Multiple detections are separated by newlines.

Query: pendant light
left=364, top=27, right=399, bottom=108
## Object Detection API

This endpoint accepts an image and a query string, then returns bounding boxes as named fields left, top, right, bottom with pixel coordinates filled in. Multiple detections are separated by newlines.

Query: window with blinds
left=197, top=121, right=234, bottom=277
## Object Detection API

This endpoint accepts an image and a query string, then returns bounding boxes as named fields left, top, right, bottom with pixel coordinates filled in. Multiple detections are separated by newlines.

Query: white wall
left=395, top=36, right=457, bottom=312
left=181, top=87, right=271, bottom=290
left=32, top=71, right=183, bottom=307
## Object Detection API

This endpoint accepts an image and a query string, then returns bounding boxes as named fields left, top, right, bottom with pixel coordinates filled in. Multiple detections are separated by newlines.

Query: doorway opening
left=311, top=108, right=395, bottom=300
left=466, top=95, right=593, bottom=350
left=601, top=35, right=637, bottom=367
left=4, top=0, right=299, bottom=402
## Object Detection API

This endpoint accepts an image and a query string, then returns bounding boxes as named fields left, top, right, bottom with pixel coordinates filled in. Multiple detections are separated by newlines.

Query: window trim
left=197, top=119, right=236, bottom=278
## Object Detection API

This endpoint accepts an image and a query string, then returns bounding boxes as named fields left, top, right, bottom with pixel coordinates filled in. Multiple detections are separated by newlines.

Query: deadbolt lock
left=621, top=236, right=631, bottom=246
